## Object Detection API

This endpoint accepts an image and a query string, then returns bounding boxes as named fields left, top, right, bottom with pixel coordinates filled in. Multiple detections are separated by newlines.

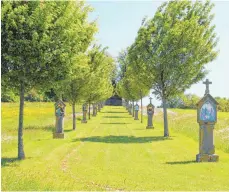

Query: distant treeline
left=158, top=94, right=229, bottom=112
left=1, top=88, right=57, bottom=102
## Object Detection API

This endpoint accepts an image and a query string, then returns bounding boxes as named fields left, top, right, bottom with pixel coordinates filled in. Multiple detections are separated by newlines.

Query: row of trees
left=1, top=1, right=116, bottom=159
left=117, top=0, right=218, bottom=137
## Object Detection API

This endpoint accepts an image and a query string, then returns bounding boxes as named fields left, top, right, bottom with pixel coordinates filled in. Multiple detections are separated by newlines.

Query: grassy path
left=2, top=106, right=229, bottom=190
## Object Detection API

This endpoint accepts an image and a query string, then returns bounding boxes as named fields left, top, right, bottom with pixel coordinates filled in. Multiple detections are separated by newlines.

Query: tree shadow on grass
left=102, top=116, right=131, bottom=118
left=64, top=129, right=74, bottom=133
left=1, top=157, right=33, bottom=167
left=24, top=125, right=54, bottom=132
left=101, top=111, right=127, bottom=114
left=72, top=135, right=172, bottom=144
left=166, top=160, right=196, bottom=165
left=100, top=122, right=130, bottom=124
left=1, top=157, right=20, bottom=167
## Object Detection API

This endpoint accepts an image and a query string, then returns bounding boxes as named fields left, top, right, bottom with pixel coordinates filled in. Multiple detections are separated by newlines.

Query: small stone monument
left=53, top=100, right=65, bottom=139
left=81, top=103, right=87, bottom=123
left=134, top=103, right=139, bottom=120
left=95, top=104, right=98, bottom=115
left=196, top=79, right=219, bottom=162
left=122, top=99, right=125, bottom=107
left=98, top=103, right=101, bottom=112
left=129, top=103, right=132, bottom=115
left=132, top=102, right=134, bottom=117
left=146, top=97, right=155, bottom=129
left=92, top=104, right=97, bottom=116
left=126, top=101, right=129, bottom=111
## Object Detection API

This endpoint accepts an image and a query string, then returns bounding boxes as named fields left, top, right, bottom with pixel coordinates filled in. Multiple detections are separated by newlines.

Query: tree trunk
left=92, top=104, right=95, bottom=116
left=18, top=82, right=25, bottom=160
left=88, top=102, right=90, bottom=120
left=162, top=97, right=169, bottom=137
left=141, top=96, right=143, bottom=123
left=132, top=101, right=134, bottom=117
left=72, top=102, right=76, bottom=130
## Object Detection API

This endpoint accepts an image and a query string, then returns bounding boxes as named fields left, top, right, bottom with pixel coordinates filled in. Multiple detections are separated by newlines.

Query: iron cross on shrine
left=149, top=97, right=152, bottom=104
left=203, top=79, right=212, bottom=95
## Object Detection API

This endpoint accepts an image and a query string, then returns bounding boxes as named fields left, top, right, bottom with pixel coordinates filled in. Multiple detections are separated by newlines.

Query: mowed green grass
left=154, top=108, right=229, bottom=153
left=1, top=103, right=229, bottom=191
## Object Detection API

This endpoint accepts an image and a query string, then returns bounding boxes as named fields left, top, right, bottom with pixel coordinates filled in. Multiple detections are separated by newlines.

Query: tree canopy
left=117, top=0, right=218, bottom=136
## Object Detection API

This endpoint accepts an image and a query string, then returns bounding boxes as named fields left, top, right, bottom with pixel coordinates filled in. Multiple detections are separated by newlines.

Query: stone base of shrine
left=146, top=126, right=154, bottom=129
left=81, top=120, right=87, bottom=123
left=134, top=118, right=139, bottom=120
left=53, top=133, right=64, bottom=139
left=196, top=153, right=219, bottom=162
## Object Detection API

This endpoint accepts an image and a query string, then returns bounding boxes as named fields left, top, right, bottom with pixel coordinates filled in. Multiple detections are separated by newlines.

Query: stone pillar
left=128, top=104, right=132, bottom=115
left=146, top=103, right=154, bottom=129
left=81, top=104, right=87, bottom=123
left=53, top=100, right=65, bottom=139
left=95, top=104, right=98, bottom=115
left=101, top=101, right=105, bottom=108
left=134, top=103, right=139, bottom=120
left=196, top=86, right=219, bottom=162
left=100, top=102, right=103, bottom=108
left=98, top=103, right=101, bottom=112
left=132, top=101, right=134, bottom=117
left=92, top=104, right=96, bottom=116
left=126, top=101, right=129, bottom=111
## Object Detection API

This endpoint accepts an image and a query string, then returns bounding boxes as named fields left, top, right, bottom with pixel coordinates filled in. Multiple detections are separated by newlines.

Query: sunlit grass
left=1, top=103, right=229, bottom=190
left=153, top=108, right=229, bottom=153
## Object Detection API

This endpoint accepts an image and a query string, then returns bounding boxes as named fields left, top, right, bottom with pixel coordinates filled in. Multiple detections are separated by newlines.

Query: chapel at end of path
left=105, top=95, right=122, bottom=106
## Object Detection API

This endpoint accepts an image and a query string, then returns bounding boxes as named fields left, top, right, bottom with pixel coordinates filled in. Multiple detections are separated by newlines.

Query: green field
left=1, top=103, right=229, bottom=191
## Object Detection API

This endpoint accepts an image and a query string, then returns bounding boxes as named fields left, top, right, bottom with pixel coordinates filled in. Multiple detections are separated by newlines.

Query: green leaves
left=133, top=0, right=218, bottom=100
left=116, top=0, right=218, bottom=136
left=2, top=1, right=98, bottom=93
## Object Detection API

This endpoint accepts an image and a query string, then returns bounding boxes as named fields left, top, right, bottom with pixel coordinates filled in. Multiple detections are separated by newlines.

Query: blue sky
left=87, top=1, right=229, bottom=106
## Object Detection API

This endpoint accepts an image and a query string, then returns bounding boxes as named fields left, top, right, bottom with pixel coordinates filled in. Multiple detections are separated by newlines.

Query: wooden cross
left=203, top=79, right=212, bottom=95
left=149, top=97, right=152, bottom=104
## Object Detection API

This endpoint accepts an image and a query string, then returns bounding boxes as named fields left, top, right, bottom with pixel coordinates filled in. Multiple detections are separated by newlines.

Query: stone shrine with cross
left=81, top=103, right=87, bottom=123
left=146, top=97, right=155, bottom=129
left=128, top=103, right=132, bottom=115
left=53, top=100, right=65, bottom=139
left=196, top=79, right=219, bottom=162
left=134, top=103, right=139, bottom=120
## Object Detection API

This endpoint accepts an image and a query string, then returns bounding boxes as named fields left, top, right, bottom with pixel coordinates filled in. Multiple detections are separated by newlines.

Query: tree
left=52, top=2, right=97, bottom=130
left=1, top=1, right=95, bottom=159
left=117, top=48, right=150, bottom=123
left=83, top=45, right=115, bottom=119
left=134, top=0, right=218, bottom=136
left=57, top=54, right=91, bottom=130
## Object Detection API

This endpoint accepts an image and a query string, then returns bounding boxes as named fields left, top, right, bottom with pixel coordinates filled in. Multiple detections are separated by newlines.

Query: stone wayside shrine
left=146, top=97, right=155, bottom=129
left=92, top=103, right=97, bottom=117
left=196, top=79, right=219, bottom=162
left=81, top=103, right=87, bottom=123
left=134, top=103, right=139, bottom=120
left=132, top=102, right=134, bottom=117
left=53, top=100, right=65, bottom=139
left=125, top=101, right=129, bottom=111
left=129, top=103, right=132, bottom=115
left=98, top=103, right=101, bottom=112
